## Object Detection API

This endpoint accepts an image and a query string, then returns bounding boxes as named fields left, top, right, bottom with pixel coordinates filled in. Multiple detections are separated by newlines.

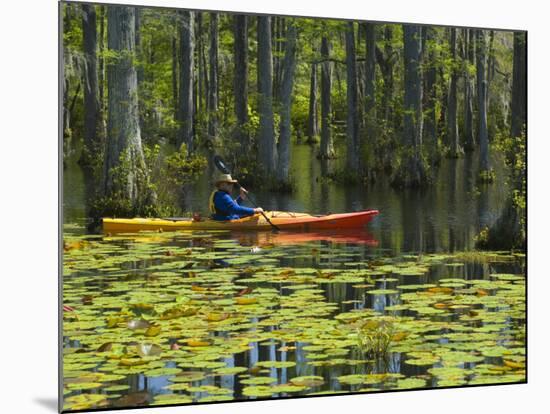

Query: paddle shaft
left=235, top=183, right=280, bottom=232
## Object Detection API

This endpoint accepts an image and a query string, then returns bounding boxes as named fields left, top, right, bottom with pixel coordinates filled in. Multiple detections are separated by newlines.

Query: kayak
left=102, top=210, right=379, bottom=233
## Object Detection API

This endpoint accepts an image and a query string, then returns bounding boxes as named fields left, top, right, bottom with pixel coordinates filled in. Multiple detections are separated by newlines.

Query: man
left=209, top=173, right=264, bottom=221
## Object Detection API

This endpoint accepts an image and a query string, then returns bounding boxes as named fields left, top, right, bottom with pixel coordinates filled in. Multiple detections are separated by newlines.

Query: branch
left=494, top=67, right=510, bottom=79
left=309, top=57, right=366, bottom=66
left=69, top=81, right=81, bottom=115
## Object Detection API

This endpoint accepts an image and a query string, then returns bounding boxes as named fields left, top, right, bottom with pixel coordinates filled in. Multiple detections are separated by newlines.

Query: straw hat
left=215, top=173, right=238, bottom=185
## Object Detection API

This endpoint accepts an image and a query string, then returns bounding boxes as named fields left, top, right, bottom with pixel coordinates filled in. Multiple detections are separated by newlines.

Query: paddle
left=213, top=155, right=280, bottom=232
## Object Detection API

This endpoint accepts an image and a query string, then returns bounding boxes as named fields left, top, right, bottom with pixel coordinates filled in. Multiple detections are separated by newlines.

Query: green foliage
left=90, top=143, right=206, bottom=219
left=164, top=144, right=207, bottom=187
left=476, top=130, right=526, bottom=250
left=63, top=6, right=520, bottom=202
left=62, top=4, right=83, bottom=51
left=390, top=147, right=431, bottom=188
left=145, top=143, right=207, bottom=215
left=477, top=169, right=496, bottom=183
left=290, top=90, right=310, bottom=139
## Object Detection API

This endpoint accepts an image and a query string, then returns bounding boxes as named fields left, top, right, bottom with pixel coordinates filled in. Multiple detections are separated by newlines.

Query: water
left=63, top=140, right=509, bottom=253
left=62, top=140, right=523, bottom=411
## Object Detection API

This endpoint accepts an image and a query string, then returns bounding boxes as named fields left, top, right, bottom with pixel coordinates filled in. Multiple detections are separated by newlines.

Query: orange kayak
left=102, top=210, right=379, bottom=233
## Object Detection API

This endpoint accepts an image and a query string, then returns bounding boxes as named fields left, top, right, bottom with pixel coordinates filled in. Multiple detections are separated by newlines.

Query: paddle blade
left=213, top=155, right=231, bottom=174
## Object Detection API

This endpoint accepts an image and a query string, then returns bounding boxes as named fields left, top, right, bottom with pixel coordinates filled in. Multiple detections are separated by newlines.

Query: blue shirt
left=211, top=190, right=255, bottom=221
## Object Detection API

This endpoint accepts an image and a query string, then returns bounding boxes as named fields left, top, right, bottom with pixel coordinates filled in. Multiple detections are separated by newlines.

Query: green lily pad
left=66, top=382, right=103, bottom=391
left=242, top=385, right=274, bottom=397
left=290, top=376, right=325, bottom=387
left=212, top=366, right=249, bottom=375
left=395, top=378, right=427, bottom=389
left=240, top=376, right=277, bottom=385
left=103, top=385, right=131, bottom=392
left=255, top=361, right=296, bottom=369
left=169, top=371, right=206, bottom=382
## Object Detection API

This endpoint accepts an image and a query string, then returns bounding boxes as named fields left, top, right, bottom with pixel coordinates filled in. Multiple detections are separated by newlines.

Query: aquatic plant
left=355, top=317, right=398, bottom=359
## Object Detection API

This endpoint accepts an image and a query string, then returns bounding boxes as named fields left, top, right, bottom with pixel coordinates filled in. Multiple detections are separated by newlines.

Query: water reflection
left=64, top=140, right=509, bottom=253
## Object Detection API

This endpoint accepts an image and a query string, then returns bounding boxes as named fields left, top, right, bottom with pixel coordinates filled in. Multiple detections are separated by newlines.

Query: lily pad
left=290, top=376, right=325, bottom=387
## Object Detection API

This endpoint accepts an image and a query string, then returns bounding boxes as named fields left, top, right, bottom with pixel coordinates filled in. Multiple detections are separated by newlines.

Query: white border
left=1, top=0, right=547, bottom=413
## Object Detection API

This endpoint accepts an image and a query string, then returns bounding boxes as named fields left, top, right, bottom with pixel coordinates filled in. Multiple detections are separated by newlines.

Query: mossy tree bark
left=447, top=28, right=463, bottom=158
left=98, top=5, right=106, bottom=113
left=364, top=23, right=376, bottom=133
left=423, top=27, right=438, bottom=166
left=277, top=21, right=298, bottom=185
left=233, top=15, right=249, bottom=150
left=208, top=13, right=219, bottom=143
left=307, top=42, right=319, bottom=143
left=196, top=13, right=204, bottom=115
left=103, top=6, right=154, bottom=210
left=81, top=4, right=102, bottom=164
left=319, top=35, right=335, bottom=159
left=62, top=3, right=78, bottom=160
left=463, top=28, right=476, bottom=152
left=476, top=29, right=490, bottom=176
left=345, top=22, right=360, bottom=173
left=257, top=16, right=277, bottom=174
left=511, top=32, right=527, bottom=139
left=177, top=10, right=195, bottom=151
left=376, top=25, right=395, bottom=126
left=171, top=17, right=178, bottom=121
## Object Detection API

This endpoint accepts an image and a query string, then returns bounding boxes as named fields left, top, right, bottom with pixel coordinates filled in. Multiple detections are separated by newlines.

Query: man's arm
left=218, top=193, right=255, bottom=216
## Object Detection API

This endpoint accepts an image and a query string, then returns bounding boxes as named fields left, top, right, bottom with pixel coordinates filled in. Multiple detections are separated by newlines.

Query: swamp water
left=62, top=225, right=525, bottom=411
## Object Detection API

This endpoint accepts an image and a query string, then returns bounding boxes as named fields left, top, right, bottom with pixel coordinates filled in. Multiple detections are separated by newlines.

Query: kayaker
left=209, top=173, right=264, bottom=221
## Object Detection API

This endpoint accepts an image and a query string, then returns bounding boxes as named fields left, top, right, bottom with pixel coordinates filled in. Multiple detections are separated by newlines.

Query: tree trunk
left=320, top=36, right=334, bottom=159
left=134, top=7, right=143, bottom=84
left=208, top=13, right=219, bottom=142
left=511, top=32, right=527, bottom=139
left=62, top=3, right=74, bottom=157
left=273, top=17, right=286, bottom=103
left=364, top=23, right=376, bottom=138
left=257, top=16, right=277, bottom=174
left=357, top=24, right=365, bottom=114
left=177, top=11, right=195, bottom=151
left=345, top=22, right=360, bottom=173
left=103, top=6, right=153, bottom=208
left=307, top=45, right=319, bottom=143
left=382, top=26, right=394, bottom=124
left=476, top=29, right=490, bottom=174
left=200, top=16, right=209, bottom=118
left=171, top=19, right=178, bottom=121
left=393, top=24, right=427, bottom=187
left=272, top=17, right=279, bottom=102
left=196, top=13, right=204, bottom=115
left=233, top=15, right=249, bottom=150
left=487, top=30, right=495, bottom=110
left=277, top=21, right=298, bottom=185
left=98, top=5, right=105, bottom=114
left=447, top=28, right=462, bottom=157
left=423, top=27, right=438, bottom=164
left=81, top=4, right=102, bottom=160
left=463, top=28, right=476, bottom=151
left=134, top=7, right=145, bottom=132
